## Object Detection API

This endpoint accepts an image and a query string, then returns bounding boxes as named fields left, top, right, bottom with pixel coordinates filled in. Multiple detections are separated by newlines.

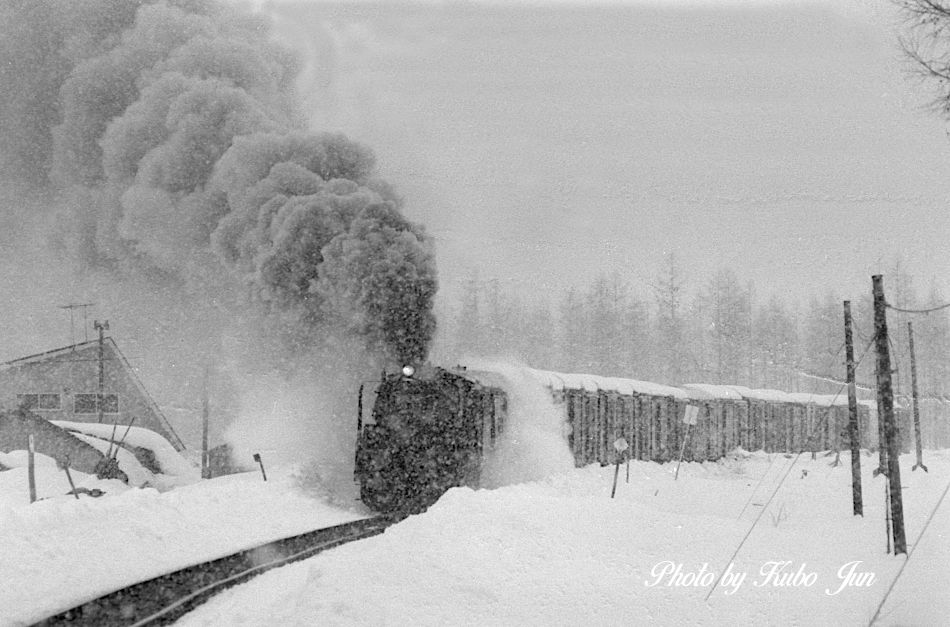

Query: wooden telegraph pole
left=907, top=322, right=928, bottom=472
left=872, top=275, right=906, bottom=554
left=843, top=301, right=862, bottom=516
left=94, top=320, right=109, bottom=424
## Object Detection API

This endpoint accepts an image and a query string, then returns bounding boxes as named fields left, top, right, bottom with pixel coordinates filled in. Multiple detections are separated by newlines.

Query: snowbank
left=468, top=363, right=575, bottom=488
left=0, top=468, right=365, bottom=626
left=181, top=451, right=950, bottom=627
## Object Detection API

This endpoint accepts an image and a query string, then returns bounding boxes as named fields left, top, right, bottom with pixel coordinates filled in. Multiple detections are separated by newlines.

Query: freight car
left=354, top=364, right=872, bottom=514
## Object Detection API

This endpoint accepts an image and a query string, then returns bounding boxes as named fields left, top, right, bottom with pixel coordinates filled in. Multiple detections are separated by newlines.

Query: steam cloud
left=0, top=0, right=437, bottom=369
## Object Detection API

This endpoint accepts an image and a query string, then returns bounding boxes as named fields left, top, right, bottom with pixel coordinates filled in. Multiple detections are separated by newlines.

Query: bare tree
left=700, top=268, right=752, bottom=385
left=896, top=0, right=950, bottom=116
left=652, top=252, right=687, bottom=384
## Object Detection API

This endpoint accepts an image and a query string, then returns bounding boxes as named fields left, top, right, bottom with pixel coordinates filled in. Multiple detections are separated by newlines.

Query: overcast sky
left=260, top=0, right=950, bottom=310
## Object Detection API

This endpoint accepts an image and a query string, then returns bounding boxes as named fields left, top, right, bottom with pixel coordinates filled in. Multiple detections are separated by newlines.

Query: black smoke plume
left=0, top=0, right=437, bottom=370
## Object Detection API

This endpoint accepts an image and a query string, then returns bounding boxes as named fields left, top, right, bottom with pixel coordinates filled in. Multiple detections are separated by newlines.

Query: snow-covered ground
left=177, top=451, right=950, bottom=627
left=0, top=467, right=366, bottom=626
left=2, top=446, right=947, bottom=626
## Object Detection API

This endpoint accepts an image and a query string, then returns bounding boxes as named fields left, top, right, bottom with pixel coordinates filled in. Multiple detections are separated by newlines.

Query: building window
left=101, top=394, right=119, bottom=414
left=74, top=394, right=119, bottom=414
left=17, top=394, right=61, bottom=410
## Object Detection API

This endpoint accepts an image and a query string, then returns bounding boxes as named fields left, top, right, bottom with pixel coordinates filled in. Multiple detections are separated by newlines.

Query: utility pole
left=872, top=275, right=906, bottom=554
left=843, top=301, right=862, bottom=516
left=907, top=322, right=928, bottom=472
left=94, top=320, right=109, bottom=424
left=874, top=361, right=886, bottom=476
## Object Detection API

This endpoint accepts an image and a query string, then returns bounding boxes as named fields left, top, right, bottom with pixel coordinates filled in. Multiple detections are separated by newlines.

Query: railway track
left=35, top=514, right=398, bottom=627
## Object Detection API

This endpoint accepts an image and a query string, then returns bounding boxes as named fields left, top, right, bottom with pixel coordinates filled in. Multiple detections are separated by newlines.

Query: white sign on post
left=683, top=404, right=699, bottom=426
left=613, top=437, right=629, bottom=453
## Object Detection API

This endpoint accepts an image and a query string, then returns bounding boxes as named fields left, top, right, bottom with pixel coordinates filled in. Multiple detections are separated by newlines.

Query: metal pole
left=27, top=434, right=36, bottom=503
left=907, top=322, right=928, bottom=472
left=675, top=422, right=691, bottom=481
left=873, top=275, right=906, bottom=554
left=844, top=301, right=863, bottom=516
left=202, top=364, right=211, bottom=479
left=253, top=453, right=267, bottom=482
left=611, top=459, right=621, bottom=498
left=94, top=320, right=109, bottom=424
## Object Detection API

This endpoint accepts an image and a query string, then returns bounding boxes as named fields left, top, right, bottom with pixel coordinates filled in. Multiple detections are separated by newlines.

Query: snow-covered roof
left=0, top=339, right=105, bottom=369
left=786, top=393, right=850, bottom=408
left=455, top=368, right=511, bottom=391
left=51, top=421, right=198, bottom=480
left=523, top=368, right=686, bottom=399
left=725, top=386, right=797, bottom=403
left=680, top=384, right=746, bottom=401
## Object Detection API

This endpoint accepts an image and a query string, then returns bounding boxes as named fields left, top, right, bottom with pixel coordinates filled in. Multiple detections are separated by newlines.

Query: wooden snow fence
left=531, top=371, right=686, bottom=466
left=721, top=386, right=787, bottom=453
left=918, top=397, right=950, bottom=449
left=787, top=393, right=860, bottom=453
left=471, top=367, right=882, bottom=473
left=680, top=385, right=748, bottom=462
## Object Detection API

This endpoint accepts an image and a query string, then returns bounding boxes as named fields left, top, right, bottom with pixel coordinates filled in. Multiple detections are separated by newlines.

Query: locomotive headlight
left=402, top=365, right=415, bottom=377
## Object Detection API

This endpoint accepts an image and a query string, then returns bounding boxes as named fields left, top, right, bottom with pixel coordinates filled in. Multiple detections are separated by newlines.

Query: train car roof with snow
left=452, top=367, right=509, bottom=390
left=726, top=386, right=797, bottom=403
left=680, top=384, right=746, bottom=401
left=529, top=369, right=686, bottom=399
left=785, top=393, right=850, bottom=407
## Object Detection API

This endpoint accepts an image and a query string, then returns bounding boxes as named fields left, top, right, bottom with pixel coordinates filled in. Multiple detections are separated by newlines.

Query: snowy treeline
left=438, top=255, right=950, bottom=399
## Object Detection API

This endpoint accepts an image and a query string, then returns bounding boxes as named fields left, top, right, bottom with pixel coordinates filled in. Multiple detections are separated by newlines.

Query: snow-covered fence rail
left=36, top=515, right=398, bottom=626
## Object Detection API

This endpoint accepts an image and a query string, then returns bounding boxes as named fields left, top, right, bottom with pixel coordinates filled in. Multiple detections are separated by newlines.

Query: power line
left=868, top=476, right=950, bottom=625
left=885, top=301, right=950, bottom=315
left=706, top=337, right=875, bottom=601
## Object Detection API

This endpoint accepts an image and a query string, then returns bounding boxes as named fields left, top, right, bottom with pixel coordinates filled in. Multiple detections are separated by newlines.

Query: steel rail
left=35, top=515, right=398, bottom=627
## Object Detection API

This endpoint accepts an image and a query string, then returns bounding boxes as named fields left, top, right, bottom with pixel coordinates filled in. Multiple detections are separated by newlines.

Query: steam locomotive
left=354, top=365, right=507, bottom=513
left=354, top=364, right=878, bottom=514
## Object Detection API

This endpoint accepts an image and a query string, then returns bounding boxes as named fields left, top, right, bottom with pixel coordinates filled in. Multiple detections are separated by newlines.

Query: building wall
left=0, top=410, right=106, bottom=474
left=0, top=342, right=181, bottom=449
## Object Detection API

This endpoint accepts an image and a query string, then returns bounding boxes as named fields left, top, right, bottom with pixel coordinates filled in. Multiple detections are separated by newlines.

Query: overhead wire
left=705, top=336, right=876, bottom=601
left=867, top=476, right=950, bottom=625
left=885, top=300, right=950, bottom=315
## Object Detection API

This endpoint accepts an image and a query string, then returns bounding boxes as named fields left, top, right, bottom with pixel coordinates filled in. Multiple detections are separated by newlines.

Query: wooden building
left=0, top=338, right=185, bottom=451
